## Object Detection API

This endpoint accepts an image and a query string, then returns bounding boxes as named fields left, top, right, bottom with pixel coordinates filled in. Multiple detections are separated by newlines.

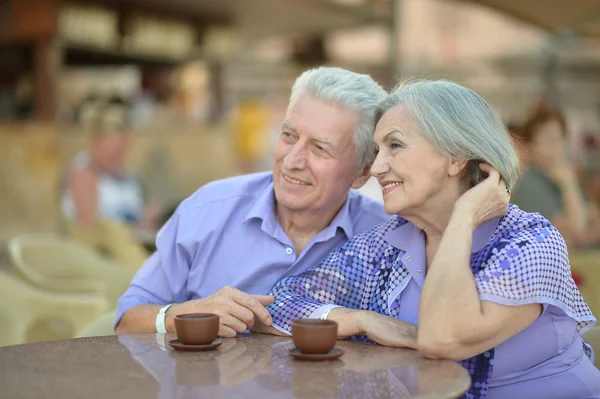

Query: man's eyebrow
left=312, top=136, right=335, bottom=147
left=282, top=121, right=296, bottom=132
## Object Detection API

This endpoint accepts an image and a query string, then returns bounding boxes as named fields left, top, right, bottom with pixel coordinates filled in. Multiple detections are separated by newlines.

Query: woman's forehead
left=375, top=106, right=415, bottom=137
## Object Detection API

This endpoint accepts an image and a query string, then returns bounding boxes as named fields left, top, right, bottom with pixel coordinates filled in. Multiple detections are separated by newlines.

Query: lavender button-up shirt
left=115, top=172, right=390, bottom=327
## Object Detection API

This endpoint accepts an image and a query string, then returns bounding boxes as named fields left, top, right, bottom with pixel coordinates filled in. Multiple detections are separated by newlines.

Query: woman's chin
left=383, top=201, right=403, bottom=216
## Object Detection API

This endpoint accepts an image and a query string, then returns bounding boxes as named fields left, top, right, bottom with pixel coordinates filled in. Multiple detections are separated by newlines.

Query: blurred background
left=1, top=0, right=600, bottom=346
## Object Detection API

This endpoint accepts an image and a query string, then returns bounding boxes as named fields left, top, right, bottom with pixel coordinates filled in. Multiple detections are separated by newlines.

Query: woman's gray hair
left=375, top=79, right=521, bottom=190
left=289, top=67, right=387, bottom=168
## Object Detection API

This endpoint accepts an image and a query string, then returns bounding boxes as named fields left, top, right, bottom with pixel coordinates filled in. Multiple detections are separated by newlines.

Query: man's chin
left=274, top=194, right=312, bottom=213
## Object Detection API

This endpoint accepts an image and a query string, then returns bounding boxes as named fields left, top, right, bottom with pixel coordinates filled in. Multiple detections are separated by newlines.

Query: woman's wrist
left=449, top=205, right=477, bottom=232
left=328, top=308, right=365, bottom=337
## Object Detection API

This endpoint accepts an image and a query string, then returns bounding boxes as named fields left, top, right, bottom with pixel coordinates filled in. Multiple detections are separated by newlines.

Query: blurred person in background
left=61, top=97, right=163, bottom=268
left=115, top=67, right=391, bottom=336
left=62, top=97, right=162, bottom=230
left=512, top=107, right=600, bottom=248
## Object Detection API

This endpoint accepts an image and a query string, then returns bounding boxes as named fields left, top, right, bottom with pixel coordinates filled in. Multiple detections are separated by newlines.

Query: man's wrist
left=164, top=303, right=183, bottom=333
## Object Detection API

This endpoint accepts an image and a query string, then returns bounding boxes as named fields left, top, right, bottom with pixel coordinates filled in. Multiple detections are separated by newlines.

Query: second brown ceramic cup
left=291, top=319, right=338, bottom=354
left=174, top=313, right=219, bottom=345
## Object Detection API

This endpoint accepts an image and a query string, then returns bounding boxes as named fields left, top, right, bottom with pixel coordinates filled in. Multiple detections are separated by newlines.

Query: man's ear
left=448, top=159, right=468, bottom=178
left=351, top=164, right=372, bottom=189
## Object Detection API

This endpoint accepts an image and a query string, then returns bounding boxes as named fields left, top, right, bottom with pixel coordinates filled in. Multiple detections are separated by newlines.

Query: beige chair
left=8, top=234, right=136, bottom=307
left=76, top=310, right=117, bottom=338
left=0, top=271, right=109, bottom=346
left=65, top=219, right=149, bottom=270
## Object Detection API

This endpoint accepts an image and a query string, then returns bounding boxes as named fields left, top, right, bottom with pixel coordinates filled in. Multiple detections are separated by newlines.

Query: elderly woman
left=265, top=81, right=600, bottom=399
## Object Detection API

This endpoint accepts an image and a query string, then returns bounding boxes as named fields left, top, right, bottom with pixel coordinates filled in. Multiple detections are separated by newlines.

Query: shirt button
left=416, top=270, right=422, bottom=274
left=286, top=247, right=293, bottom=255
left=406, top=256, right=411, bottom=262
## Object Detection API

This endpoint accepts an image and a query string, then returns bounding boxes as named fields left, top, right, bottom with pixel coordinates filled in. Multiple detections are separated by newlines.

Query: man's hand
left=169, top=286, right=274, bottom=337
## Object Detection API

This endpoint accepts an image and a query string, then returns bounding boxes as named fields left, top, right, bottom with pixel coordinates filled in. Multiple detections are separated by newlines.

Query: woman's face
left=529, top=119, right=566, bottom=166
left=371, top=105, right=464, bottom=217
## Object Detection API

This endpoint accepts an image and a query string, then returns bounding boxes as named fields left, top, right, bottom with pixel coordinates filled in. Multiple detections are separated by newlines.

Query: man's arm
left=114, top=199, right=276, bottom=336
left=116, top=287, right=275, bottom=336
left=116, top=304, right=170, bottom=334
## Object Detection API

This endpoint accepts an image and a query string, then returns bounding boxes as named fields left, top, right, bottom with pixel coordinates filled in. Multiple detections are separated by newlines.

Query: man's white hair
left=375, top=79, right=521, bottom=190
left=288, top=67, right=387, bottom=168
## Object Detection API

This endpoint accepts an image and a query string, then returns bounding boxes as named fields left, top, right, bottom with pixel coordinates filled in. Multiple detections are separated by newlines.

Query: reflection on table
left=0, top=333, right=471, bottom=399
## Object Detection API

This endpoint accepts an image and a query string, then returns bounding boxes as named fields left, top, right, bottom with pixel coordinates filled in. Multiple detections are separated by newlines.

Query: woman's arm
left=418, top=209, right=541, bottom=360
left=266, top=225, right=390, bottom=334
left=418, top=166, right=542, bottom=361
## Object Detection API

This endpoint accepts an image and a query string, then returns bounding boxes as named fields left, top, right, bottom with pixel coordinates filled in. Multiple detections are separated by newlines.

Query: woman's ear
left=448, top=159, right=468, bottom=177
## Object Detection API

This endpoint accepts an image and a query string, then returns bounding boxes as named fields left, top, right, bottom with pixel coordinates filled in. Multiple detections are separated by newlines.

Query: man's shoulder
left=347, top=189, right=390, bottom=227
left=180, top=172, right=273, bottom=213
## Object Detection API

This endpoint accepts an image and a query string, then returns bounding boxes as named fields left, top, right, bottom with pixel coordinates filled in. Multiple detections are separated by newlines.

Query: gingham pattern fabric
left=268, top=204, right=596, bottom=399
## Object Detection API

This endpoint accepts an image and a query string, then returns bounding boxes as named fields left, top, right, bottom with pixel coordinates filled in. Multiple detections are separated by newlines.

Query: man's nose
left=283, top=143, right=307, bottom=170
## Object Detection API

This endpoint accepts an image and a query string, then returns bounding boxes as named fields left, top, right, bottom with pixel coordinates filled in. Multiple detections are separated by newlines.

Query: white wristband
left=155, top=304, right=174, bottom=333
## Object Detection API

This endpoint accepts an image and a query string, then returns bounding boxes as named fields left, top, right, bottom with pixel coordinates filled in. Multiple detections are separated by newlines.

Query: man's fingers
left=253, top=294, right=275, bottom=306
left=231, top=291, right=273, bottom=326
left=221, top=315, right=249, bottom=334
left=227, top=303, right=256, bottom=328
left=219, top=324, right=238, bottom=338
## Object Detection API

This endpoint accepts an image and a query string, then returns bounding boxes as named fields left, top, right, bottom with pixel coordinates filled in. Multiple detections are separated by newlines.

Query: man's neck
left=275, top=201, right=345, bottom=253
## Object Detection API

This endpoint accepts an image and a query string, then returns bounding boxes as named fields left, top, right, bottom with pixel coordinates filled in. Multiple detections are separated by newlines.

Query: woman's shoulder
left=484, top=204, right=567, bottom=259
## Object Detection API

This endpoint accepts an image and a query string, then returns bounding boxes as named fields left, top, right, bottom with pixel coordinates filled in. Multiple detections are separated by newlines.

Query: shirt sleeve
left=473, top=212, right=594, bottom=329
left=115, top=207, right=193, bottom=328
left=267, top=228, right=385, bottom=333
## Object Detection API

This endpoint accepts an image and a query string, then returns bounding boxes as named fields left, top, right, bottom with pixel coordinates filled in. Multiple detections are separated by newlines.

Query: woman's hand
left=357, top=311, right=418, bottom=349
left=453, top=163, right=510, bottom=229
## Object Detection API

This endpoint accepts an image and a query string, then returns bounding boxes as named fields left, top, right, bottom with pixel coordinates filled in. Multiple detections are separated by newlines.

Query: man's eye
left=315, top=145, right=325, bottom=151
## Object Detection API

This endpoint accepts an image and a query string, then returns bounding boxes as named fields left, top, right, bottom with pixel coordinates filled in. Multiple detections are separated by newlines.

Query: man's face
left=272, top=93, right=367, bottom=214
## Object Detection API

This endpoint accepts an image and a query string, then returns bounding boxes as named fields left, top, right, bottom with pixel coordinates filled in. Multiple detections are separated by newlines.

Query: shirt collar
left=320, top=193, right=354, bottom=240
left=244, top=181, right=278, bottom=230
left=243, top=182, right=355, bottom=240
left=383, top=215, right=500, bottom=253
left=471, top=216, right=500, bottom=253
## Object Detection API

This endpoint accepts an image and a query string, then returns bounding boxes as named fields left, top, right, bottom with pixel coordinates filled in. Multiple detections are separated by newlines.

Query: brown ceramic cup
left=291, top=319, right=338, bottom=354
left=174, top=313, right=219, bottom=345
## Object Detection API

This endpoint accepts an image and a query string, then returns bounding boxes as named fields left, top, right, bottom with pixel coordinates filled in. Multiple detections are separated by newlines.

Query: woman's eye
left=390, top=141, right=404, bottom=150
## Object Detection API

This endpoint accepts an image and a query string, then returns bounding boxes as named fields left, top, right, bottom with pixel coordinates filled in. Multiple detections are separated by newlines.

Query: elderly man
left=115, top=67, right=390, bottom=336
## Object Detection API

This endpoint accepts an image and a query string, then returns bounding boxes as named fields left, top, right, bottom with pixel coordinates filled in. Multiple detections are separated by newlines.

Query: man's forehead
left=285, top=101, right=358, bottom=142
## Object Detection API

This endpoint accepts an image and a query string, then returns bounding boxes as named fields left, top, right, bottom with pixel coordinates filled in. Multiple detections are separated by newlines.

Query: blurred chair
left=8, top=234, right=135, bottom=308
left=64, top=219, right=149, bottom=270
left=583, top=326, right=600, bottom=367
left=76, top=309, right=117, bottom=338
left=570, top=250, right=600, bottom=318
left=0, top=271, right=109, bottom=346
